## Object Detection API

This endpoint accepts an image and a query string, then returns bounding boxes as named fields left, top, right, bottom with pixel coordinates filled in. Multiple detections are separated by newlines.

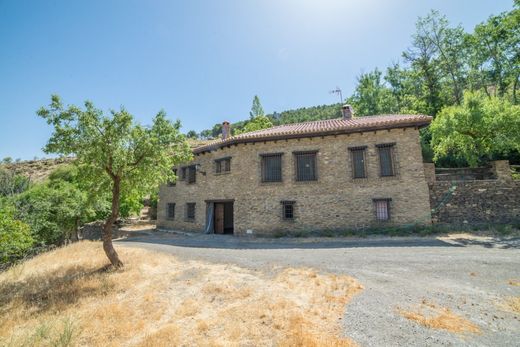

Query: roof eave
left=193, top=120, right=431, bottom=154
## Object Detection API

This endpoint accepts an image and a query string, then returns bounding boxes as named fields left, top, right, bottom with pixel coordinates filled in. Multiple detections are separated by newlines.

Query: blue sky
left=0, top=0, right=514, bottom=159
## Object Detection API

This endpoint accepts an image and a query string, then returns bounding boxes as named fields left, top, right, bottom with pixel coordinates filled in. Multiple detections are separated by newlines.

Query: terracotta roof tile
left=194, top=114, right=432, bottom=153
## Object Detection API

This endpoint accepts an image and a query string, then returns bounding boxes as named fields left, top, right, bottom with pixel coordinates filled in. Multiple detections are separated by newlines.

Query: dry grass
left=397, top=300, right=480, bottom=334
left=503, top=297, right=520, bottom=313
left=508, top=279, right=520, bottom=287
left=0, top=241, right=362, bottom=346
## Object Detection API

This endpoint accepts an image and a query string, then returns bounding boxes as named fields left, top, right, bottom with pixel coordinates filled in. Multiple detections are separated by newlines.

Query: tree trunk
left=103, top=176, right=123, bottom=268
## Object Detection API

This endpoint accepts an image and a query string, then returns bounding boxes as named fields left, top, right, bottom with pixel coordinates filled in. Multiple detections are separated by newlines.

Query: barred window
left=186, top=203, right=196, bottom=221
left=349, top=146, right=367, bottom=179
left=294, top=151, right=317, bottom=181
left=167, top=203, right=175, bottom=219
left=215, top=157, right=231, bottom=174
left=167, top=168, right=177, bottom=186
left=187, top=165, right=196, bottom=184
left=373, top=199, right=391, bottom=221
left=377, top=143, right=396, bottom=177
left=281, top=200, right=295, bottom=220
left=261, top=153, right=283, bottom=182
left=180, top=167, right=187, bottom=181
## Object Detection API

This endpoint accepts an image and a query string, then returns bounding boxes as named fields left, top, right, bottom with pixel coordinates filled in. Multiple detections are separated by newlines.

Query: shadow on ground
left=116, top=229, right=465, bottom=250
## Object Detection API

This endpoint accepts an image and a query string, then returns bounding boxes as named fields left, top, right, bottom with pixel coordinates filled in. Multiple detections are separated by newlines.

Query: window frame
left=373, top=198, right=391, bottom=221
left=167, top=203, right=175, bottom=220
left=281, top=200, right=296, bottom=220
left=187, top=165, right=197, bottom=184
left=293, top=150, right=318, bottom=182
left=180, top=167, right=187, bottom=181
left=348, top=146, right=368, bottom=179
left=260, top=153, right=283, bottom=183
left=215, top=157, right=232, bottom=174
left=185, top=202, right=196, bottom=221
left=376, top=143, right=397, bottom=177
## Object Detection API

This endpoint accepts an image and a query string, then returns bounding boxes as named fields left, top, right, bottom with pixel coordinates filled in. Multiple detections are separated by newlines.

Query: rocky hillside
left=0, top=157, right=74, bottom=182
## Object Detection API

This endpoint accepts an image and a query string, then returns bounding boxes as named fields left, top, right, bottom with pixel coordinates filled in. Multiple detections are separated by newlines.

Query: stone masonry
left=157, top=126, right=432, bottom=235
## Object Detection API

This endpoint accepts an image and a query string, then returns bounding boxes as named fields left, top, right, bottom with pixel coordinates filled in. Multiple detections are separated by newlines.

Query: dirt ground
left=118, top=228, right=520, bottom=346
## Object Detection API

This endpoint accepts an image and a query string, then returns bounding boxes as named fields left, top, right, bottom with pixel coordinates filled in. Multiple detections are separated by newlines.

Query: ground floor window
left=186, top=203, right=196, bottom=221
left=167, top=203, right=175, bottom=219
left=373, top=199, right=391, bottom=221
left=281, top=200, right=295, bottom=220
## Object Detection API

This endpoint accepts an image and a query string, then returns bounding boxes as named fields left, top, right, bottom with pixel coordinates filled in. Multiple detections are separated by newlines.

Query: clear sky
left=0, top=0, right=514, bottom=159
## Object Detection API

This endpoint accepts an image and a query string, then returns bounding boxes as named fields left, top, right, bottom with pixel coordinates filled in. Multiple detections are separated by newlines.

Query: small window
left=167, top=203, right=175, bottom=220
left=373, top=199, right=391, bottom=221
left=349, top=146, right=367, bottom=179
left=167, top=168, right=177, bottom=186
left=187, top=165, right=196, bottom=184
left=377, top=143, right=396, bottom=177
left=261, top=153, right=283, bottom=182
left=215, top=157, right=231, bottom=174
left=281, top=200, right=295, bottom=220
left=180, top=167, right=187, bottom=181
left=186, top=203, right=196, bottom=221
left=294, top=151, right=317, bottom=181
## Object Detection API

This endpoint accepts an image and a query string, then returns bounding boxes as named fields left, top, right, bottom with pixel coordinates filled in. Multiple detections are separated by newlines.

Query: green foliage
left=186, top=130, right=199, bottom=139
left=0, top=168, right=30, bottom=197
left=1, top=157, right=13, bottom=164
left=430, top=91, right=520, bottom=166
left=235, top=115, right=273, bottom=134
left=37, top=95, right=192, bottom=207
left=249, top=95, right=265, bottom=119
left=346, top=69, right=399, bottom=116
left=0, top=204, right=34, bottom=263
left=13, top=181, right=88, bottom=245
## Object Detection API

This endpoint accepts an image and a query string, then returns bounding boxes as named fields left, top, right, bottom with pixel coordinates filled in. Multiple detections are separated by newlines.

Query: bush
left=0, top=206, right=34, bottom=264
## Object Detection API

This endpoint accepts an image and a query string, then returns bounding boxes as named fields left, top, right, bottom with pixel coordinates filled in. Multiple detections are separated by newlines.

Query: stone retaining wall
left=426, top=161, right=520, bottom=225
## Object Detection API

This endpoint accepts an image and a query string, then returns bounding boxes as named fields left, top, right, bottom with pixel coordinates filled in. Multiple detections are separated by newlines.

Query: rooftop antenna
left=329, top=86, right=343, bottom=104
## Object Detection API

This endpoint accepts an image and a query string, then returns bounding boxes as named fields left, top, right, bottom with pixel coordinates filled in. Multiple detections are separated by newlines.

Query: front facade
left=158, top=109, right=433, bottom=235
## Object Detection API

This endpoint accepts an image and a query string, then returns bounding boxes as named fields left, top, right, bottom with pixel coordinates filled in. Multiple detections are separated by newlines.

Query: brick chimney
left=341, top=104, right=354, bottom=120
left=222, top=121, right=231, bottom=140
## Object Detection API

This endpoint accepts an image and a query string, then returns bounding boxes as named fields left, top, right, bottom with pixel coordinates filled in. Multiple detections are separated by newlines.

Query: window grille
left=186, top=203, right=196, bottom=220
left=261, top=153, right=283, bottom=182
left=349, top=146, right=367, bottom=179
left=373, top=199, right=391, bottom=221
left=167, top=203, right=175, bottom=219
left=281, top=200, right=295, bottom=220
left=215, top=157, right=231, bottom=174
left=187, top=165, right=196, bottom=184
left=377, top=143, right=396, bottom=177
left=294, top=151, right=317, bottom=181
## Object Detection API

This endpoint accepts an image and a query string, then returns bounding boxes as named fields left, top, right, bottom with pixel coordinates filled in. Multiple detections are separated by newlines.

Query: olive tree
left=38, top=95, right=192, bottom=267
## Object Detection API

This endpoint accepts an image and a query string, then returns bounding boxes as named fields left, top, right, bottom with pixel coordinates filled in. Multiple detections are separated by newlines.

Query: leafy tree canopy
left=430, top=91, right=520, bottom=166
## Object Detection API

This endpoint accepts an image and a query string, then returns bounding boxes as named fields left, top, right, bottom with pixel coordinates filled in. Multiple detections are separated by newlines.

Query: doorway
left=213, top=202, right=234, bottom=234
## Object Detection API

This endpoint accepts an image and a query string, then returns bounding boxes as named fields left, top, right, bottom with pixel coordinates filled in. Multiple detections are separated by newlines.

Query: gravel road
left=117, top=231, right=520, bottom=346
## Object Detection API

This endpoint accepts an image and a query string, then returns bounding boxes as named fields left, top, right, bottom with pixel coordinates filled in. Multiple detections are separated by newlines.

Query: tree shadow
left=0, top=265, right=115, bottom=317
left=445, top=237, right=520, bottom=249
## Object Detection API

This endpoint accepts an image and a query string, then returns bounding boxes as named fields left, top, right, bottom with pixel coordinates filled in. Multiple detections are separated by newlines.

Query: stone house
left=157, top=105, right=433, bottom=235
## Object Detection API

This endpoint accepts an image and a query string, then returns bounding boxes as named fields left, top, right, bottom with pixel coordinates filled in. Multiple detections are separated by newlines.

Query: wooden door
left=214, top=203, right=224, bottom=234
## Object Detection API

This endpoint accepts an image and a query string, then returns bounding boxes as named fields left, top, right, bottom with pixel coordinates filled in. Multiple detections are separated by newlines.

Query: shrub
left=0, top=206, right=34, bottom=263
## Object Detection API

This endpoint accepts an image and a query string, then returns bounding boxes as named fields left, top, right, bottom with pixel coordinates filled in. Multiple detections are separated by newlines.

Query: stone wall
left=427, top=161, right=520, bottom=225
left=157, top=127, right=432, bottom=235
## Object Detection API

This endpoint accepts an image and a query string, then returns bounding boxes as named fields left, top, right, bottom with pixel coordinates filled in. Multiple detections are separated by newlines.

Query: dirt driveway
left=117, top=230, right=520, bottom=346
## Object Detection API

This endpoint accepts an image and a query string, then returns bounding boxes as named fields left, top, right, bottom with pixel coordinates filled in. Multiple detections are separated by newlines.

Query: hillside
left=0, top=157, right=74, bottom=183
left=0, top=241, right=362, bottom=346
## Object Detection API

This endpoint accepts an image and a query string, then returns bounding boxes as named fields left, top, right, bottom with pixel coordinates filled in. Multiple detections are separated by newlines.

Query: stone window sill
left=214, top=171, right=231, bottom=176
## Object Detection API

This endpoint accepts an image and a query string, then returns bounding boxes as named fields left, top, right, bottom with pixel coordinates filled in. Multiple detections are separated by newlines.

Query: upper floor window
left=186, top=203, right=196, bottom=221
left=376, top=143, right=396, bottom=177
left=180, top=167, right=187, bottom=181
left=167, top=203, right=175, bottom=220
left=167, top=168, right=177, bottom=186
left=187, top=165, right=197, bottom=184
left=349, top=146, right=367, bottom=179
left=261, top=153, right=283, bottom=182
left=294, top=151, right=318, bottom=181
left=373, top=198, right=391, bottom=221
left=215, top=157, right=231, bottom=174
